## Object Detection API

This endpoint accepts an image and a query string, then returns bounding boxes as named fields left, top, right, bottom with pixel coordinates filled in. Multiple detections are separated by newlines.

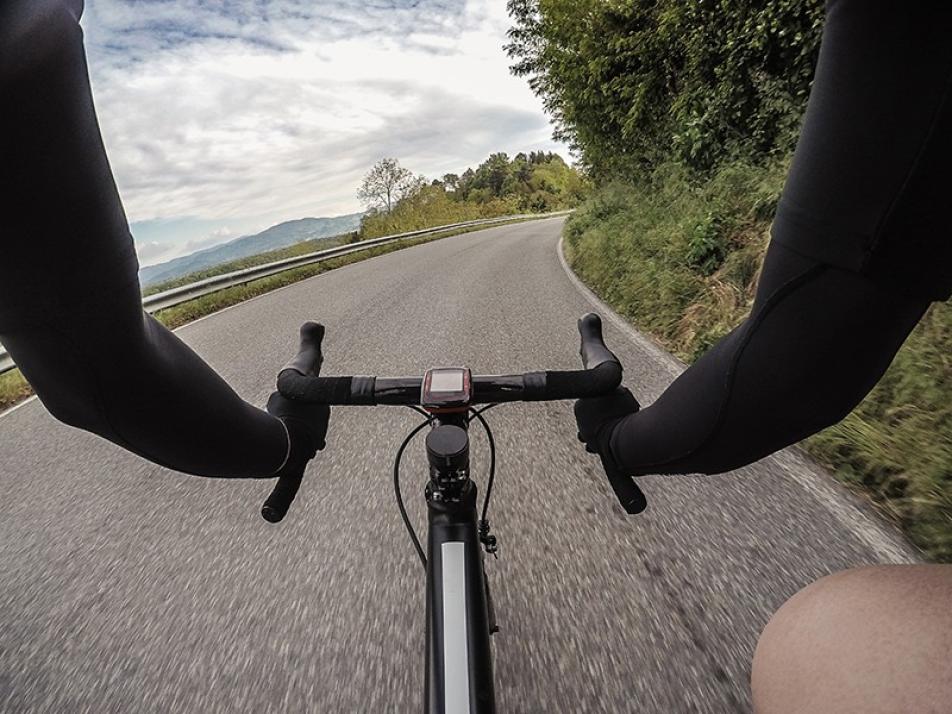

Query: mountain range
left=138, top=212, right=364, bottom=288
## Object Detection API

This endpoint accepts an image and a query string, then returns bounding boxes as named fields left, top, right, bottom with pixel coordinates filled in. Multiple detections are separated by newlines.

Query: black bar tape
left=277, top=371, right=354, bottom=404
left=578, top=313, right=617, bottom=370
left=542, top=362, right=622, bottom=400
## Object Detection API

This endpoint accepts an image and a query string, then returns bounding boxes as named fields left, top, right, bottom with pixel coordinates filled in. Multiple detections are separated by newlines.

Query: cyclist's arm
left=0, top=1, right=294, bottom=478
left=604, top=240, right=928, bottom=476
left=585, top=0, right=947, bottom=477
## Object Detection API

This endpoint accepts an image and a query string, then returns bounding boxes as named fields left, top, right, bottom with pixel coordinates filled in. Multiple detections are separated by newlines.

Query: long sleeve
left=0, top=0, right=289, bottom=478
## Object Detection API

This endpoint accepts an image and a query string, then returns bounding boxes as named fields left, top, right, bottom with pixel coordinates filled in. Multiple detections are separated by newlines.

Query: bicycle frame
left=424, top=414, right=496, bottom=714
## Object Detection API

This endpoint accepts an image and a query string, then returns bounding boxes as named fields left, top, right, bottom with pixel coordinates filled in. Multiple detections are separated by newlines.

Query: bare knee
left=752, top=565, right=952, bottom=714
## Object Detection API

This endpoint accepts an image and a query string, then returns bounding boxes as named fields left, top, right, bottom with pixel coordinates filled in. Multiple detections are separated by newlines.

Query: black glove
left=574, top=387, right=639, bottom=471
left=267, top=391, right=330, bottom=476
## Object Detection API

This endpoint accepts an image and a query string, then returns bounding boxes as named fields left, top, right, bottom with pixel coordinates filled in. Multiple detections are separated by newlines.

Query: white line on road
left=0, top=393, right=39, bottom=421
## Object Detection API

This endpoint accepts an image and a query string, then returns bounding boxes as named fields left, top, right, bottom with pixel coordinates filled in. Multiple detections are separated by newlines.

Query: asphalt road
left=0, top=218, right=918, bottom=713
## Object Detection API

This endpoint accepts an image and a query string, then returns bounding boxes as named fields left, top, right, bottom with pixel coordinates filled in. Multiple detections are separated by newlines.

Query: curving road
left=0, top=218, right=918, bottom=713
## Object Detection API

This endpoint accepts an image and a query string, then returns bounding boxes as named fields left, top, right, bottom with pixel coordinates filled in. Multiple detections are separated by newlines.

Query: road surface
left=0, top=218, right=918, bottom=712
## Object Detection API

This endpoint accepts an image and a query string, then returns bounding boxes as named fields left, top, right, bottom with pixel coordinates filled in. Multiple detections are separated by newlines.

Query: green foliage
left=687, top=213, right=727, bottom=276
left=511, top=0, right=952, bottom=559
left=565, top=161, right=782, bottom=352
left=360, top=184, right=514, bottom=239
left=0, top=369, right=32, bottom=413
left=567, top=166, right=952, bottom=562
left=806, top=305, right=952, bottom=561
left=359, top=151, right=588, bottom=239
left=507, top=0, right=824, bottom=175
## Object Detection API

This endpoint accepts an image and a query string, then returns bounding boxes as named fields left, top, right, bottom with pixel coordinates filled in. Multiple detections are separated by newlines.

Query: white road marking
left=0, top=393, right=39, bottom=421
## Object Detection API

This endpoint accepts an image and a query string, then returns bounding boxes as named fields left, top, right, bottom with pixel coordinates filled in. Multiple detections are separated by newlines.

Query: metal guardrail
left=0, top=212, right=570, bottom=376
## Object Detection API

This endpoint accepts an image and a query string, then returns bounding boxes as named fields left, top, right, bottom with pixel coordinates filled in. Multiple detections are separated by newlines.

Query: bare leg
left=751, top=565, right=952, bottom=714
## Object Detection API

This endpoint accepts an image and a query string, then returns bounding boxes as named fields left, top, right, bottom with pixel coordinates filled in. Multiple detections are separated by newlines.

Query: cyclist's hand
left=267, top=391, right=330, bottom=474
left=574, top=387, right=639, bottom=469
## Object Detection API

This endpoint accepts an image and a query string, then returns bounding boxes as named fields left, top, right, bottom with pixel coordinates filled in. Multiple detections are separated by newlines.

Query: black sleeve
left=771, top=0, right=952, bottom=302
left=607, top=0, right=948, bottom=476
left=608, top=240, right=928, bottom=476
left=0, top=1, right=289, bottom=478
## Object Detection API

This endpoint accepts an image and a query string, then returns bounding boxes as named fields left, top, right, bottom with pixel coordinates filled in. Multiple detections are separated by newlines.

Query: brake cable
left=406, top=405, right=431, bottom=419
left=395, top=413, right=431, bottom=569
left=471, top=403, right=500, bottom=418
left=394, top=405, right=501, bottom=569
left=469, top=407, right=499, bottom=558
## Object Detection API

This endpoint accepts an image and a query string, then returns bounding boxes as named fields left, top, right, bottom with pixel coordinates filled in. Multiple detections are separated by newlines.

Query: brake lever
left=603, top=459, right=648, bottom=515
left=261, top=322, right=326, bottom=523
left=261, top=465, right=306, bottom=523
left=577, top=313, right=646, bottom=514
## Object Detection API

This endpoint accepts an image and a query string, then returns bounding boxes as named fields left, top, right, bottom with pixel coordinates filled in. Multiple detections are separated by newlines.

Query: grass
left=805, top=306, right=952, bottom=559
left=0, top=216, right=539, bottom=414
left=564, top=161, right=952, bottom=562
left=0, top=370, right=32, bottom=414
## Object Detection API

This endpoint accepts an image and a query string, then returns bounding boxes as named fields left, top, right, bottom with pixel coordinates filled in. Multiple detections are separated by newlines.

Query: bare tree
left=357, top=158, right=417, bottom=213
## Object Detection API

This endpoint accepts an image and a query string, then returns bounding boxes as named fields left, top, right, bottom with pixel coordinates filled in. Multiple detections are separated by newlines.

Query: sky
left=79, top=0, right=568, bottom=266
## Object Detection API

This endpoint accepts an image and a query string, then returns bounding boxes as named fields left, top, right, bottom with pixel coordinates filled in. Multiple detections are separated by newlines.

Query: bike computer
left=421, top=367, right=472, bottom=410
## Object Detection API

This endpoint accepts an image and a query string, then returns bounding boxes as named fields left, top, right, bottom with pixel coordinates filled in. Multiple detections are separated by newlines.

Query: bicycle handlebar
left=276, top=314, right=623, bottom=406
left=262, top=314, right=647, bottom=521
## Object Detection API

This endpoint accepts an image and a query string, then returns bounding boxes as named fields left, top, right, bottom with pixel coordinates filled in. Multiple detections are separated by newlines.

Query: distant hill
left=139, top=213, right=363, bottom=287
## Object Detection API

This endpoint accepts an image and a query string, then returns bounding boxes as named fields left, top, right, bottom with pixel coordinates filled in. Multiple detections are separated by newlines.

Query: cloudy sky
left=78, top=0, right=567, bottom=266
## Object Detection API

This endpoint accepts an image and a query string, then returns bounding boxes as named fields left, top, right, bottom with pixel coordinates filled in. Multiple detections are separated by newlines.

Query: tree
left=482, top=153, right=511, bottom=196
left=357, top=158, right=417, bottom=213
left=441, top=173, right=460, bottom=192
left=507, top=0, right=824, bottom=176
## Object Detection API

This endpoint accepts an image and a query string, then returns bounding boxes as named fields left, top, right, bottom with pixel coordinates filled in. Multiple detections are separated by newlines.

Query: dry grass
left=0, top=369, right=32, bottom=414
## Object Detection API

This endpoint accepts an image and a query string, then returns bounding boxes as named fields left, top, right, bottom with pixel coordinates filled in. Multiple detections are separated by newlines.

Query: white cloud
left=133, top=229, right=233, bottom=266
left=78, top=0, right=567, bottom=254
left=134, top=241, right=170, bottom=265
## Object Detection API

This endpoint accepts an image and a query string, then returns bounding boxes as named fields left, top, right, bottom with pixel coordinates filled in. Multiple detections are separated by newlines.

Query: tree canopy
left=507, top=0, right=824, bottom=177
